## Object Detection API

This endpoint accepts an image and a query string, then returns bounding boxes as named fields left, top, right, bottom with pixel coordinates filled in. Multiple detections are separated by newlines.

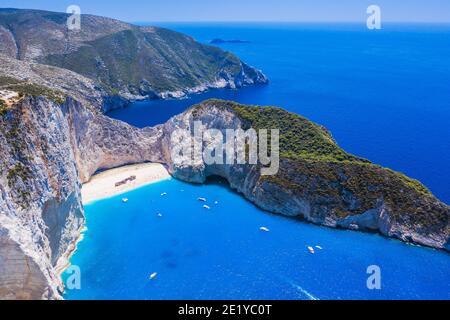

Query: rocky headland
left=0, top=9, right=448, bottom=300
left=0, top=8, right=267, bottom=108
left=163, top=100, right=449, bottom=251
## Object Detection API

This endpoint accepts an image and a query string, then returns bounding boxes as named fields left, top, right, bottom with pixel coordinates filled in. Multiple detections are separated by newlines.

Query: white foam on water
left=280, top=276, right=319, bottom=300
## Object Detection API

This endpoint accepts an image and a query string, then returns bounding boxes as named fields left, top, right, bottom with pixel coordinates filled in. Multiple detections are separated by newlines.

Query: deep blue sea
left=67, top=23, right=450, bottom=299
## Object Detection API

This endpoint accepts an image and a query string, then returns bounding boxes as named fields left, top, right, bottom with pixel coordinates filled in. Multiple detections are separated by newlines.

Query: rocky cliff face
left=0, top=92, right=167, bottom=299
left=0, top=96, right=83, bottom=299
left=0, top=56, right=167, bottom=298
left=160, top=100, right=450, bottom=251
left=0, top=9, right=268, bottom=102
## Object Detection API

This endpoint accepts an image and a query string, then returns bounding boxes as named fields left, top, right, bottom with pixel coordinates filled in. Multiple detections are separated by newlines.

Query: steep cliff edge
left=0, top=8, right=268, bottom=103
left=161, top=100, right=450, bottom=251
left=0, top=57, right=166, bottom=298
left=0, top=96, right=83, bottom=299
left=0, top=92, right=166, bottom=299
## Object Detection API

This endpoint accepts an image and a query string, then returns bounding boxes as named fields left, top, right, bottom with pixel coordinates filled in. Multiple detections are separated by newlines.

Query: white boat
left=308, top=246, right=315, bottom=254
left=122, top=198, right=128, bottom=203
left=214, top=201, right=219, bottom=205
left=149, top=272, right=157, bottom=280
left=157, top=213, right=163, bottom=217
left=161, top=192, right=167, bottom=196
left=315, top=245, right=323, bottom=250
left=198, top=197, right=207, bottom=202
left=203, top=205, right=211, bottom=210
left=260, top=227, right=270, bottom=232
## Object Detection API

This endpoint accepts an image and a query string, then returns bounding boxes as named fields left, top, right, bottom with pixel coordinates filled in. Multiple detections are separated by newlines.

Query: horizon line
left=0, top=7, right=450, bottom=24
left=1, top=8, right=449, bottom=24
left=131, top=20, right=450, bottom=24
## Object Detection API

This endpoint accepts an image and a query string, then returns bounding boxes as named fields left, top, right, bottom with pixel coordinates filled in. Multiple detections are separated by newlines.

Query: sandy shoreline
left=81, top=163, right=171, bottom=204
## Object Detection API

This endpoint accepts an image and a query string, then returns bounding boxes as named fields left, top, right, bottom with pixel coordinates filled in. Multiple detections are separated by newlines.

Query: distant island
left=210, top=38, right=250, bottom=44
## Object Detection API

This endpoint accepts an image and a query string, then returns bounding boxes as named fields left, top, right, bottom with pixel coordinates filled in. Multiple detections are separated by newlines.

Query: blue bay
left=65, top=178, right=449, bottom=300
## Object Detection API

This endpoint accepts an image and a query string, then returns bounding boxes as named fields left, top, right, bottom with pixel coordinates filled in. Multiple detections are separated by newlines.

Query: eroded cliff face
left=0, top=95, right=164, bottom=299
left=159, top=102, right=450, bottom=251
left=63, top=99, right=164, bottom=182
left=0, top=97, right=83, bottom=299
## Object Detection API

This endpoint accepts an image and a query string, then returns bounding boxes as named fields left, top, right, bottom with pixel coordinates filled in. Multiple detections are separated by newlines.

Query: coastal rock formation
left=0, top=95, right=163, bottom=299
left=0, top=9, right=268, bottom=104
left=0, top=57, right=163, bottom=299
left=161, top=100, right=450, bottom=251
left=0, top=96, right=84, bottom=299
left=0, top=54, right=105, bottom=111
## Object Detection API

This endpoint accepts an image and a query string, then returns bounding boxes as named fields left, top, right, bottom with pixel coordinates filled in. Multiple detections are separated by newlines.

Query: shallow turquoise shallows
left=63, top=178, right=449, bottom=300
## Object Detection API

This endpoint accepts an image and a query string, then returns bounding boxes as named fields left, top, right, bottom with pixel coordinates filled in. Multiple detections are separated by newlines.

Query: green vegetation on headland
left=0, top=99, right=7, bottom=117
left=7, top=83, right=65, bottom=105
left=0, top=75, right=22, bottom=87
left=193, top=99, right=366, bottom=162
left=193, top=99, right=447, bottom=227
left=41, top=28, right=245, bottom=96
left=5, top=161, right=32, bottom=209
left=0, top=9, right=266, bottom=98
left=0, top=76, right=66, bottom=106
left=7, top=162, right=31, bottom=188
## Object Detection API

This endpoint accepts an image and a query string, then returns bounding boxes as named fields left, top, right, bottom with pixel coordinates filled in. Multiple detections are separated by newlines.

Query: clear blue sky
left=1, top=0, right=449, bottom=22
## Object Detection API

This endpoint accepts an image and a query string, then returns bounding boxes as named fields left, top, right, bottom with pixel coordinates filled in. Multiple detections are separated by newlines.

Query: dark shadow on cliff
left=203, top=175, right=309, bottom=226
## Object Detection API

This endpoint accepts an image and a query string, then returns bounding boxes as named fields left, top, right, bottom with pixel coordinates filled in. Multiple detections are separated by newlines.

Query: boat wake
left=279, top=276, right=319, bottom=300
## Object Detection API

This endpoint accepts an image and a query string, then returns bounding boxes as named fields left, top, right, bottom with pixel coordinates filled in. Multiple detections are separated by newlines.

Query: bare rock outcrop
left=0, top=97, right=84, bottom=299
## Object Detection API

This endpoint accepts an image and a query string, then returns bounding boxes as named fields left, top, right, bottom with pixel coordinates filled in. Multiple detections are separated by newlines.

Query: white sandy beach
left=81, top=163, right=171, bottom=204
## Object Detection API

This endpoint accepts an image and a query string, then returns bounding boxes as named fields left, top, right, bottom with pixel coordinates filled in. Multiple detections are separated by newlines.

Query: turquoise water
left=64, top=178, right=449, bottom=300
left=69, top=23, right=450, bottom=299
